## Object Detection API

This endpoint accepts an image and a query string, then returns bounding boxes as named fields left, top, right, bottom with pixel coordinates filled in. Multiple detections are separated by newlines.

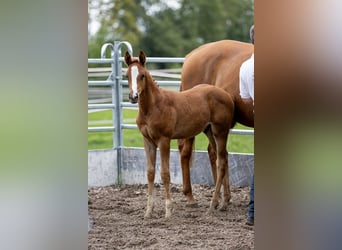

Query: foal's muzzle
left=129, top=93, right=138, bottom=104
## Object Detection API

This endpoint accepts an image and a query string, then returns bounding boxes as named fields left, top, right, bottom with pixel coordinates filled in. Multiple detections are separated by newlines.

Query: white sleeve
left=239, top=65, right=251, bottom=99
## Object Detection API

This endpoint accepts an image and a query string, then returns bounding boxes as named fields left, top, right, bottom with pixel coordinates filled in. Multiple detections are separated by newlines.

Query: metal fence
left=88, top=41, right=254, bottom=186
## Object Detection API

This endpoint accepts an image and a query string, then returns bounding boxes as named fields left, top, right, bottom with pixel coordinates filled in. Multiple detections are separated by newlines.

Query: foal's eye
left=140, top=73, right=145, bottom=79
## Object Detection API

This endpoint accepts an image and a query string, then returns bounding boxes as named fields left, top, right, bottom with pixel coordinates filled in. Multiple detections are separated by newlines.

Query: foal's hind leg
left=208, top=130, right=230, bottom=213
left=219, top=164, right=231, bottom=211
left=143, top=137, right=157, bottom=219
left=178, top=138, right=197, bottom=206
left=208, top=142, right=230, bottom=211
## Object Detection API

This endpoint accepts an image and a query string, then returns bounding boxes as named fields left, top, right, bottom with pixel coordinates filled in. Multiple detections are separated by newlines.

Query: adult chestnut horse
left=124, top=51, right=235, bottom=218
left=178, top=40, right=254, bottom=206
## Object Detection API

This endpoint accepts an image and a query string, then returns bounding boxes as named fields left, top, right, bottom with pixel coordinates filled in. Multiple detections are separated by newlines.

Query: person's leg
left=246, top=174, right=254, bottom=225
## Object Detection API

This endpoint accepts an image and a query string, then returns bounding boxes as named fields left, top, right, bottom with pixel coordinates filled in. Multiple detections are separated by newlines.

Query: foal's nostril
left=129, top=93, right=138, bottom=104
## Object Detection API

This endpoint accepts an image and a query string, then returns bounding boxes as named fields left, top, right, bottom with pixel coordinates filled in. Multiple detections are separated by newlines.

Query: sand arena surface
left=88, top=184, right=254, bottom=249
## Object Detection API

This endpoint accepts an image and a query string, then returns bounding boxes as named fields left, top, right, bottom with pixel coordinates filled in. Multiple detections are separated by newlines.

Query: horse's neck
left=138, top=74, right=160, bottom=114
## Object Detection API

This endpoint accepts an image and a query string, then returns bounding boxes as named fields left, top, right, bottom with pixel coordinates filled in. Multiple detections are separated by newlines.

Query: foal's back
left=157, top=84, right=234, bottom=139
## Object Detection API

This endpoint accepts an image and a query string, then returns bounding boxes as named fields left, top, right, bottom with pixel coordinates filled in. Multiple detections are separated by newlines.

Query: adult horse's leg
left=158, top=137, right=172, bottom=218
left=178, top=137, right=197, bottom=206
left=143, top=137, right=157, bottom=219
left=204, top=127, right=218, bottom=184
left=208, top=144, right=218, bottom=184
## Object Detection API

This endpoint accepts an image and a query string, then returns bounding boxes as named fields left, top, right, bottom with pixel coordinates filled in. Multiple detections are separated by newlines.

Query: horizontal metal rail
left=121, top=103, right=138, bottom=109
left=88, top=80, right=114, bottom=87
left=121, top=79, right=181, bottom=86
left=88, top=58, right=114, bottom=64
left=145, top=57, right=184, bottom=63
left=230, top=129, right=254, bottom=135
left=119, top=123, right=253, bottom=135
left=88, top=104, right=115, bottom=109
left=88, top=126, right=115, bottom=132
left=88, top=57, right=184, bottom=64
left=121, top=124, right=138, bottom=130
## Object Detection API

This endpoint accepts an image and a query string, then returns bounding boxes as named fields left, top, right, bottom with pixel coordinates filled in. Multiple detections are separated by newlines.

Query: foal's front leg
left=159, top=138, right=172, bottom=218
left=143, top=137, right=157, bottom=219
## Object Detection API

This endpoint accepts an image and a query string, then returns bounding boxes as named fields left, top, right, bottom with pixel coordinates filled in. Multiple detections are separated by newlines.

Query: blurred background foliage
left=88, top=0, right=254, bottom=58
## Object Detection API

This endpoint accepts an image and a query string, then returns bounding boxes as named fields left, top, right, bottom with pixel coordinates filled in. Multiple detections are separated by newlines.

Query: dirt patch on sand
left=88, top=184, right=254, bottom=249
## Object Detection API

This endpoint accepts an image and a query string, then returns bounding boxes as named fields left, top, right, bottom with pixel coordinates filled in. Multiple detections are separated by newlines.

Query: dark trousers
left=248, top=174, right=254, bottom=219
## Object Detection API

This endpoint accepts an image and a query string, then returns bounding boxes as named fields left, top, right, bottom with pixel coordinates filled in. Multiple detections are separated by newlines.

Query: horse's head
left=124, top=51, right=147, bottom=104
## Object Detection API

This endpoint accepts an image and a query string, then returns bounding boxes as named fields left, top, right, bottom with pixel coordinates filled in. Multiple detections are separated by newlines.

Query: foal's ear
left=124, top=51, right=132, bottom=65
left=139, top=51, right=146, bottom=66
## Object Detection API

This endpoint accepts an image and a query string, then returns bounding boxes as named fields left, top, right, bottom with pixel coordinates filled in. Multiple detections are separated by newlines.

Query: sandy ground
left=88, top=184, right=254, bottom=250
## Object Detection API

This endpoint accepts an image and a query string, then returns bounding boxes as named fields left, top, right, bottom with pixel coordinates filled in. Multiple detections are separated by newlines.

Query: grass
left=88, top=109, right=254, bottom=153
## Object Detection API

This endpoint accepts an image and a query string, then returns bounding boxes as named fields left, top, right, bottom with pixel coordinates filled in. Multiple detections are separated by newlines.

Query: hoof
left=185, top=201, right=199, bottom=208
left=165, top=199, right=173, bottom=218
left=219, top=202, right=229, bottom=211
left=219, top=205, right=227, bottom=211
left=144, top=211, right=152, bottom=219
left=210, top=200, right=219, bottom=210
left=207, top=206, right=216, bottom=215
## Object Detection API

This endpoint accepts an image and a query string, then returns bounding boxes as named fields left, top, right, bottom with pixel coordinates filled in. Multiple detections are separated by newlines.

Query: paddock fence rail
left=88, top=41, right=254, bottom=187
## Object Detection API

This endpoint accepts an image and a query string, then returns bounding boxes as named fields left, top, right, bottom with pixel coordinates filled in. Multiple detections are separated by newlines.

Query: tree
left=177, top=0, right=254, bottom=53
left=141, top=8, right=184, bottom=57
left=88, top=0, right=254, bottom=58
left=221, top=0, right=254, bottom=42
left=88, top=0, right=147, bottom=58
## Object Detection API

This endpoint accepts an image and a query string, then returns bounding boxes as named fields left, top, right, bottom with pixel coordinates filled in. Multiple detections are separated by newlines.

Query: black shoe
left=246, top=217, right=254, bottom=226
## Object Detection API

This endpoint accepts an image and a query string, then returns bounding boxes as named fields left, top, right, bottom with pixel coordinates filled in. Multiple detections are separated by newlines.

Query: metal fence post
left=113, top=41, right=133, bottom=184
left=100, top=42, right=116, bottom=147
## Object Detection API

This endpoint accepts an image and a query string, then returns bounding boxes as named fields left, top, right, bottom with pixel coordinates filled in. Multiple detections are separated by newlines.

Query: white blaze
left=130, top=65, right=139, bottom=98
